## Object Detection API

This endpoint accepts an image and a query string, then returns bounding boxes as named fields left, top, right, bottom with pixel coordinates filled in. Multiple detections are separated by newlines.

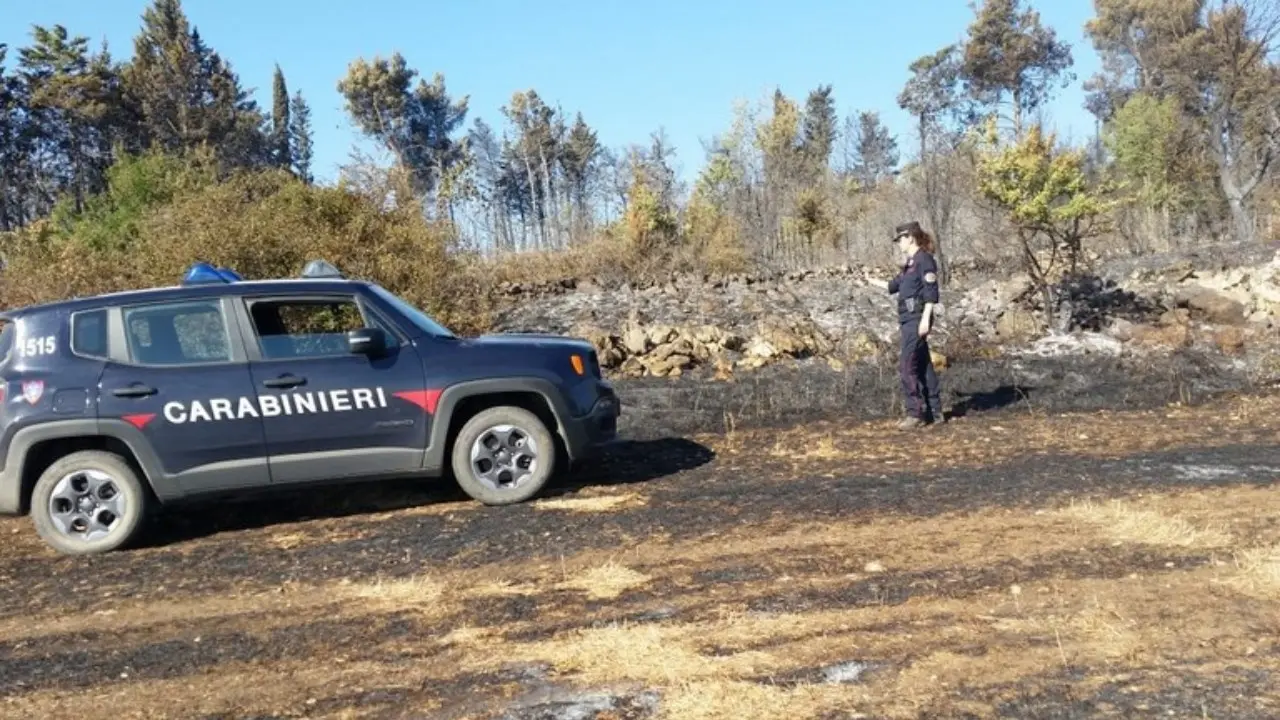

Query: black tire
left=30, top=450, right=148, bottom=556
left=450, top=406, right=557, bottom=506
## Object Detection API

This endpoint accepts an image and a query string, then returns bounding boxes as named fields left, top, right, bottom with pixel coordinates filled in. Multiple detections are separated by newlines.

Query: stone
left=995, top=307, right=1040, bottom=340
left=622, top=323, right=649, bottom=356
left=1212, top=326, right=1246, bottom=354
left=1176, top=286, right=1246, bottom=325
left=1106, top=317, right=1137, bottom=342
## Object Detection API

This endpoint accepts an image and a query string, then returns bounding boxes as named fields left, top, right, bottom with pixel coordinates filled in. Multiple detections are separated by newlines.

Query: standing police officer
left=873, top=221, right=944, bottom=428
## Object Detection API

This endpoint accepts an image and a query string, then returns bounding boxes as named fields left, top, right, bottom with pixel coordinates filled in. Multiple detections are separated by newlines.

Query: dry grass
left=556, top=561, right=653, bottom=600
left=339, top=574, right=446, bottom=606
left=6, top=393, right=1280, bottom=719
left=535, top=491, right=648, bottom=513
left=716, top=389, right=1280, bottom=472
left=1057, top=498, right=1234, bottom=548
left=1226, top=544, right=1280, bottom=597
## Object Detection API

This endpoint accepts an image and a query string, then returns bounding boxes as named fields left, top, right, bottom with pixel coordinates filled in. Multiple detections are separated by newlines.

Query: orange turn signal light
left=570, top=354, right=585, bottom=375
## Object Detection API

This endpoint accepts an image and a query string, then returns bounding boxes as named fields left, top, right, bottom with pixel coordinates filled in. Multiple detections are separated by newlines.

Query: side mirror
left=347, top=327, right=387, bottom=356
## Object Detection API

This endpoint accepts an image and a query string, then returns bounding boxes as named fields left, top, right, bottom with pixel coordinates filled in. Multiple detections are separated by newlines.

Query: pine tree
left=122, top=0, right=268, bottom=167
left=289, top=90, right=313, bottom=183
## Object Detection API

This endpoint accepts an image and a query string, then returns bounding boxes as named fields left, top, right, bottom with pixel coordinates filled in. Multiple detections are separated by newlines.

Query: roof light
left=301, top=259, right=345, bottom=279
left=182, top=262, right=242, bottom=285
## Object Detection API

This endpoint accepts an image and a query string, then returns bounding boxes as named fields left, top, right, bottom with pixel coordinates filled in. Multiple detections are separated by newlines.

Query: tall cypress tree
left=270, top=64, right=291, bottom=169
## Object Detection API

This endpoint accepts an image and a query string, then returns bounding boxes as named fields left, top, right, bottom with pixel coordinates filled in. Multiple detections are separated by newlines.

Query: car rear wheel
left=30, top=450, right=148, bottom=555
left=451, top=406, right=556, bottom=505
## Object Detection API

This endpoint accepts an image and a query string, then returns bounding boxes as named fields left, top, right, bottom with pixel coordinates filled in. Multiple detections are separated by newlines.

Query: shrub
left=0, top=151, right=492, bottom=335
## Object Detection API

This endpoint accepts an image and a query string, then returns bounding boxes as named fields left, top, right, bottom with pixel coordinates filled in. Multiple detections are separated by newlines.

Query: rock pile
left=489, top=247, right=1280, bottom=379
left=576, top=314, right=871, bottom=379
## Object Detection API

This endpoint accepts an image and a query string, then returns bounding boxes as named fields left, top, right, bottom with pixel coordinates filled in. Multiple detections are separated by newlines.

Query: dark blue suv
left=0, top=261, right=620, bottom=555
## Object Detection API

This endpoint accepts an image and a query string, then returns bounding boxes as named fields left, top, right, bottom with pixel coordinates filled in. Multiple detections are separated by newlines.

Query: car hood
left=461, top=333, right=595, bottom=352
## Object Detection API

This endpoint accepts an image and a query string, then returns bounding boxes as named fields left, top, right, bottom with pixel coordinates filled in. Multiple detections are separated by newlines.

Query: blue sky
left=2, top=0, right=1102, bottom=185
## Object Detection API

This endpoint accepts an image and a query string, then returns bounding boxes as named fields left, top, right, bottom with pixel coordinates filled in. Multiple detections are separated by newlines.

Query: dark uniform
left=887, top=248, right=943, bottom=423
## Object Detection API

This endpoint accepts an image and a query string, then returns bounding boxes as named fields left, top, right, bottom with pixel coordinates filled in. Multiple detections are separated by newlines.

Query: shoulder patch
left=924, top=272, right=937, bottom=284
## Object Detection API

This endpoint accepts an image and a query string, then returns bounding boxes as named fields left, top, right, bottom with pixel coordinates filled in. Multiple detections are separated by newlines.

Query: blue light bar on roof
left=182, top=262, right=242, bottom=285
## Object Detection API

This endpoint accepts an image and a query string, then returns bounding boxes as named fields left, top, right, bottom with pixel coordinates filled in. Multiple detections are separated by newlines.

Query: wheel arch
left=5, top=420, right=175, bottom=515
left=425, top=378, right=574, bottom=473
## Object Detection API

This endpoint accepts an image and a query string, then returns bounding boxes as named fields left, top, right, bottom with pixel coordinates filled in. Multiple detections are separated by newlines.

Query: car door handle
left=263, top=374, right=306, bottom=389
left=111, top=384, right=157, bottom=398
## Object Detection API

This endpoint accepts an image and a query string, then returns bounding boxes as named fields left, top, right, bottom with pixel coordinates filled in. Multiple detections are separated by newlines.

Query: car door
left=232, top=292, right=430, bottom=486
left=96, top=296, right=271, bottom=497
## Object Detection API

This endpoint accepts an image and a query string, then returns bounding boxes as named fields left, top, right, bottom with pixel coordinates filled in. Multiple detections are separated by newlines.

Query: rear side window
left=71, top=309, right=108, bottom=359
left=123, top=301, right=231, bottom=365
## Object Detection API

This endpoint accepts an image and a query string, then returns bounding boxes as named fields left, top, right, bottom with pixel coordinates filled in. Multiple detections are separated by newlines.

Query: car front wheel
left=450, top=406, right=556, bottom=505
left=30, top=450, right=149, bottom=555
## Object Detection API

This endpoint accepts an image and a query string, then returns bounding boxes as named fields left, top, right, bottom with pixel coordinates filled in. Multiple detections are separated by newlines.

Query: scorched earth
left=1, top=367, right=1279, bottom=719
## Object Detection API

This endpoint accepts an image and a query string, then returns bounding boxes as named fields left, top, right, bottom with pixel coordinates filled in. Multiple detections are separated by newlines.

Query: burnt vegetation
left=3, top=1, right=1280, bottom=718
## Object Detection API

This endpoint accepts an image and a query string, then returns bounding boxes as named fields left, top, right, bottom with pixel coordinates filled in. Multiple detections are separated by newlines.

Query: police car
left=0, top=260, right=620, bottom=555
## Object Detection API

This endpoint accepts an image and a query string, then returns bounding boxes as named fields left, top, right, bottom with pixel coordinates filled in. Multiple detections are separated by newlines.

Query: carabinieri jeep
left=0, top=260, right=620, bottom=555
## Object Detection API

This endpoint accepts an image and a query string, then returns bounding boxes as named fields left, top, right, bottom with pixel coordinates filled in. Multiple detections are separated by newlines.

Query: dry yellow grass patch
left=534, top=491, right=647, bottom=513
left=769, top=433, right=844, bottom=460
left=556, top=561, right=652, bottom=600
left=1057, top=499, right=1233, bottom=548
left=338, top=574, right=445, bottom=607
left=1226, top=544, right=1280, bottom=597
left=496, top=621, right=779, bottom=687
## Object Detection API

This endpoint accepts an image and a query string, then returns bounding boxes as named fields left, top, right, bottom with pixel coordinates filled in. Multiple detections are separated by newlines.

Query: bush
left=0, top=151, right=492, bottom=335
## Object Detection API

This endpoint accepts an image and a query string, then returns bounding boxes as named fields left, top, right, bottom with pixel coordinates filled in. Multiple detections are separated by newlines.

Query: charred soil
left=2, top=368, right=1279, bottom=719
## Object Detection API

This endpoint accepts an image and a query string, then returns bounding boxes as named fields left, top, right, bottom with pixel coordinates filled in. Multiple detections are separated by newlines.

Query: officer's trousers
left=899, top=319, right=942, bottom=421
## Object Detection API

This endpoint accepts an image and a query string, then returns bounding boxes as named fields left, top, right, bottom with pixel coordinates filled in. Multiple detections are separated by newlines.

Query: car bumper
left=561, top=391, right=621, bottom=460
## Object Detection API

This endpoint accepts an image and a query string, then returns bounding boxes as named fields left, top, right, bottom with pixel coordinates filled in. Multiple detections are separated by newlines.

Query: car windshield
left=369, top=285, right=456, bottom=339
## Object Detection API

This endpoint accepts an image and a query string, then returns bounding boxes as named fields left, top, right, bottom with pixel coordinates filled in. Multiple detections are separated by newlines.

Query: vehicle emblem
left=22, top=380, right=44, bottom=405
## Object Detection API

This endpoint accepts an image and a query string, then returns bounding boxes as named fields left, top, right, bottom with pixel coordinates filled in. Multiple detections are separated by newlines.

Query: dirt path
left=2, top=391, right=1279, bottom=719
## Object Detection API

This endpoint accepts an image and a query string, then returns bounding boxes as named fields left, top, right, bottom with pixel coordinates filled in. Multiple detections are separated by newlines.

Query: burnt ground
left=2, top=353, right=1280, bottom=719
left=613, top=345, right=1266, bottom=439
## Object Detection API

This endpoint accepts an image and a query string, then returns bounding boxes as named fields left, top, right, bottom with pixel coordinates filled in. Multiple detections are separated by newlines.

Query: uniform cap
left=893, top=221, right=923, bottom=241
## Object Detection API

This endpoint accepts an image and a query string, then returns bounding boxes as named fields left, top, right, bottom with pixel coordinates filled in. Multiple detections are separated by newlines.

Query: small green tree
left=975, top=120, right=1114, bottom=327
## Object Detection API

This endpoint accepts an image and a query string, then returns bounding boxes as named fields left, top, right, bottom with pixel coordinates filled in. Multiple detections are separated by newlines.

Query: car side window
left=248, top=298, right=381, bottom=360
left=123, top=301, right=231, bottom=365
left=71, top=309, right=108, bottom=359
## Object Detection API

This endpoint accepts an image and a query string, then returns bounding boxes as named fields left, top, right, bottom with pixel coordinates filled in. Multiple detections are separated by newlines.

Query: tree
left=289, top=90, right=313, bottom=183
left=558, top=112, right=602, bottom=242
left=975, top=121, right=1115, bottom=328
left=337, top=53, right=471, bottom=218
left=1086, top=0, right=1280, bottom=243
left=800, top=84, right=837, bottom=181
left=845, top=111, right=899, bottom=189
left=270, top=65, right=291, bottom=170
left=961, top=0, right=1075, bottom=137
left=0, top=43, right=34, bottom=231
left=899, top=44, right=968, bottom=284
left=1103, top=92, right=1195, bottom=210
left=122, top=0, right=268, bottom=168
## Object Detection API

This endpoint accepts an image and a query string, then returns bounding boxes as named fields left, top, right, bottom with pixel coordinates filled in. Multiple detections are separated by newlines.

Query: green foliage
left=47, top=147, right=220, bottom=251
left=976, top=120, right=1115, bottom=291
left=976, top=122, right=1111, bottom=233
left=1, top=150, right=489, bottom=334
left=621, top=157, right=678, bottom=255
left=960, top=0, right=1074, bottom=134
left=1103, top=93, right=1186, bottom=209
